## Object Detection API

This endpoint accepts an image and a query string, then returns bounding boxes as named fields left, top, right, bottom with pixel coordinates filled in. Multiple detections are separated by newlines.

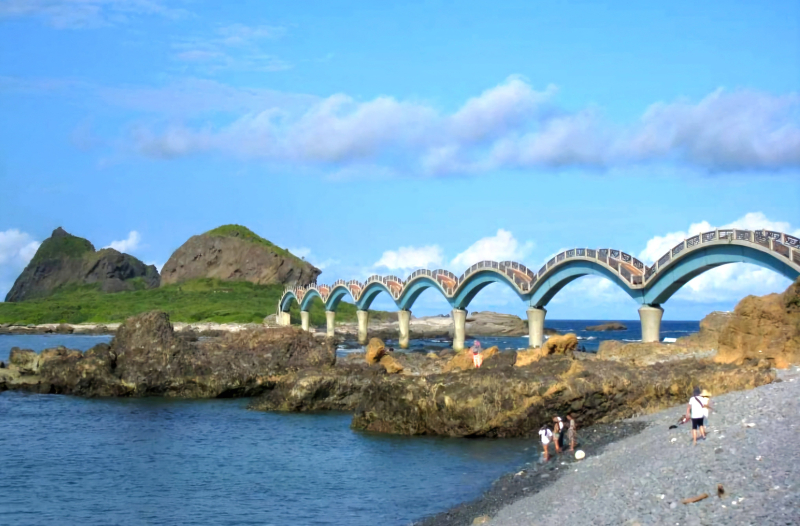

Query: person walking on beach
left=539, top=425, right=554, bottom=461
left=567, top=414, right=577, bottom=452
left=552, top=416, right=565, bottom=453
left=469, top=340, right=483, bottom=368
left=686, top=387, right=708, bottom=445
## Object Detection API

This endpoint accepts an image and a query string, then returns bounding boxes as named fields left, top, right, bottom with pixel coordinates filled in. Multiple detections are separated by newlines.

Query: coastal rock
left=349, top=356, right=774, bottom=437
left=443, top=351, right=476, bottom=373
left=160, top=224, right=320, bottom=287
left=5, top=227, right=160, bottom=302
left=543, top=333, right=578, bottom=357
left=9, top=348, right=39, bottom=374
left=585, top=322, right=627, bottom=331
left=465, top=312, right=527, bottom=336
left=514, top=348, right=543, bottom=367
left=365, top=338, right=386, bottom=364
left=596, top=341, right=714, bottom=366
left=0, top=311, right=336, bottom=398
left=714, top=277, right=800, bottom=368
left=379, top=354, right=404, bottom=374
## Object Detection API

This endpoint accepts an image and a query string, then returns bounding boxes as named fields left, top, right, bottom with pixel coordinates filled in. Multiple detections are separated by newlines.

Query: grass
left=0, top=279, right=390, bottom=326
left=204, top=224, right=299, bottom=261
left=31, top=230, right=95, bottom=264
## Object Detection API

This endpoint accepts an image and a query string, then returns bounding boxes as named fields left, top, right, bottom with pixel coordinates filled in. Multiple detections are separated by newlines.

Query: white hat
left=575, top=450, right=586, bottom=460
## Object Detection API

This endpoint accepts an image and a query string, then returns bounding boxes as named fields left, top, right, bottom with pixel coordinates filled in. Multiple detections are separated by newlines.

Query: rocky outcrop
left=598, top=278, right=800, bottom=369
left=585, top=322, right=627, bottom=331
left=333, top=311, right=559, bottom=340
left=365, top=338, right=386, bottom=364
left=348, top=356, right=774, bottom=437
left=714, top=277, right=800, bottom=368
left=5, top=227, right=159, bottom=302
left=160, top=224, right=320, bottom=287
left=0, top=311, right=335, bottom=397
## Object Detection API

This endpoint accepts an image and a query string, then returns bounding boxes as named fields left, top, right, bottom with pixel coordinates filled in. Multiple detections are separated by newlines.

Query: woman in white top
left=539, top=425, right=553, bottom=461
left=685, top=387, right=708, bottom=445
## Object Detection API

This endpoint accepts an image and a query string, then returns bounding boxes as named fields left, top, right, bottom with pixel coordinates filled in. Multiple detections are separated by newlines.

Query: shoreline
left=419, top=366, right=800, bottom=526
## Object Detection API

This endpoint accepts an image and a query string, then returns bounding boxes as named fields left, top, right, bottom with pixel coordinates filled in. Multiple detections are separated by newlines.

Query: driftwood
left=681, top=493, right=709, bottom=504
left=717, top=484, right=725, bottom=498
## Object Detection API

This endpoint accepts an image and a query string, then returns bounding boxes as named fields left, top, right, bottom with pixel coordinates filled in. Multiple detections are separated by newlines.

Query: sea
left=0, top=320, right=698, bottom=526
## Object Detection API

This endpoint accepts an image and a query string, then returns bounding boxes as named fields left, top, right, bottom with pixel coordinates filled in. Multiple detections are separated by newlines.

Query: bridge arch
left=279, top=290, right=300, bottom=312
left=325, top=284, right=354, bottom=312
left=396, top=275, right=451, bottom=311
left=451, top=268, right=530, bottom=309
left=298, top=288, right=325, bottom=311
left=528, top=259, right=644, bottom=307
left=642, top=242, right=799, bottom=305
left=356, top=281, right=398, bottom=311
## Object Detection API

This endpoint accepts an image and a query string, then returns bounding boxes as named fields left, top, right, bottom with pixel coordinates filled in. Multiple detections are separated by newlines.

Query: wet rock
left=379, top=354, right=404, bottom=374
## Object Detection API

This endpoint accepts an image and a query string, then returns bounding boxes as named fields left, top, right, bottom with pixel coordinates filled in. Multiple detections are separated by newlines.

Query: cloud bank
left=105, top=231, right=141, bottom=253
left=129, top=77, right=800, bottom=174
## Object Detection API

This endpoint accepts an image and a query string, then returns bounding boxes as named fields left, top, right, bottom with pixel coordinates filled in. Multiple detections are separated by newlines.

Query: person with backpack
left=686, top=387, right=708, bottom=445
left=539, top=424, right=554, bottom=461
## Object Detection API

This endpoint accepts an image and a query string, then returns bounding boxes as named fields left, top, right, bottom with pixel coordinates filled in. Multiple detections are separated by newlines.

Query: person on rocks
left=686, top=387, right=708, bottom=445
left=552, top=416, right=566, bottom=453
left=539, top=424, right=554, bottom=461
left=567, top=414, right=578, bottom=452
left=470, top=340, right=483, bottom=368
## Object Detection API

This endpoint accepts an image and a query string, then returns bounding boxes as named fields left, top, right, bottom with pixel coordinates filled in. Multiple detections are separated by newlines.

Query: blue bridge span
left=278, top=228, right=800, bottom=350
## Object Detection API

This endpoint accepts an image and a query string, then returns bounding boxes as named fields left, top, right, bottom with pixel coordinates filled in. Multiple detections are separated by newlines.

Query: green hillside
left=0, top=279, right=392, bottom=326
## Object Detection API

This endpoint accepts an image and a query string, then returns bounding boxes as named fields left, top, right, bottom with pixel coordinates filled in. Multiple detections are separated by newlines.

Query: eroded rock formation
left=5, top=227, right=159, bottom=302
left=160, top=224, right=320, bottom=287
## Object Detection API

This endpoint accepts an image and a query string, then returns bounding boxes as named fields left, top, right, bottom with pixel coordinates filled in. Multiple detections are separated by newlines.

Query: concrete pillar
left=397, top=310, right=411, bottom=349
left=452, top=309, right=467, bottom=351
left=639, top=304, right=664, bottom=343
left=326, top=310, right=336, bottom=338
left=356, top=310, right=369, bottom=345
left=278, top=311, right=291, bottom=326
left=300, top=311, right=310, bottom=332
left=527, top=306, right=547, bottom=348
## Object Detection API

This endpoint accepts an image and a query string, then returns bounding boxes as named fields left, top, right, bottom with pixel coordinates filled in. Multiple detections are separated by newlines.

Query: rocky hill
left=160, top=225, right=320, bottom=288
left=5, top=227, right=160, bottom=302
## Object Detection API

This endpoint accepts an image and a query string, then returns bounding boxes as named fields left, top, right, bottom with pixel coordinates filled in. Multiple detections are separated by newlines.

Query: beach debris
left=670, top=438, right=677, bottom=443
left=744, top=422, right=756, bottom=428
left=472, top=515, right=490, bottom=525
left=756, top=455, right=763, bottom=461
left=574, top=450, right=586, bottom=460
left=681, top=493, right=709, bottom=505
left=514, top=470, right=527, bottom=477
left=717, top=484, right=725, bottom=498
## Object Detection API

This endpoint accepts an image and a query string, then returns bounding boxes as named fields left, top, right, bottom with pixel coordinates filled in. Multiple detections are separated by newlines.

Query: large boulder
left=585, top=322, right=627, bottom=331
left=714, top=278, right=800, bottom=368
left=160, top=225, right=320, bottom=287
left=543, top=333, right=579, bottom=357
left=9, top=348, right=39, bottom=374
left=5, top=227, right=160, bottom=302
left=365, top=338, right=387, bottom=365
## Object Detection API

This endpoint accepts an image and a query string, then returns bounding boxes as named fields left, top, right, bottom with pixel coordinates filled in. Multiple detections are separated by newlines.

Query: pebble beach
left=422, top=366, right=800, bottom=526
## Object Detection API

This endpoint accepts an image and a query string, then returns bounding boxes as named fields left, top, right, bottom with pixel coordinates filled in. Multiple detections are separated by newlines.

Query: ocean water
left=0, top=334, right=537, bottom=526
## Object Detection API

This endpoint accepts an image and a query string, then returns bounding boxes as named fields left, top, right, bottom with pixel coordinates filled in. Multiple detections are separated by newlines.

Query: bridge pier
left=300, top=311, right=310, bottom=332
left=398, top=310, right=411, bottom=349
left=527, top=306, right=546, bottom=348
left=326, top=311, right=336, bottom=338
left=278, top=311, right=291, bottom=327
left=639, top=304, right=663, bottom=343
left=452, top=309, right=467, bottom=351
left=356, top=310, right=369, bottom=345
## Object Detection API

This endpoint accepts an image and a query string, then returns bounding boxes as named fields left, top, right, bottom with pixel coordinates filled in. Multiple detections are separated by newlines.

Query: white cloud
left=105, top=231, right=141, bottom=253
left=0, top=0, right=186, bottom=29
left=450, top=229, right=534, bottom=271
left=374, top=245, right=445, bottom=273
left=639, top=213, right=799, bottom=303
left=125, top=78, right=800, bottom=174
left=0, top=229, right=41, bottom=301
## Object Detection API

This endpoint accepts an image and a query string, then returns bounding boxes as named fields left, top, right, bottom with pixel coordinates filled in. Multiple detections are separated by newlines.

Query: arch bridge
left=277, top=228, right=800, bottom=350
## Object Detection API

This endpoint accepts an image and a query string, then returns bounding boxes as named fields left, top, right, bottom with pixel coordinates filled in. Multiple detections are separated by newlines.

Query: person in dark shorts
left=685, top=387, right=707, bottom=445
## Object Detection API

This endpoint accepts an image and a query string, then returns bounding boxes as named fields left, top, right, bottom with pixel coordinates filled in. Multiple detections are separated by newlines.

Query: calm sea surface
left=0, top=321, right=698, bottom=525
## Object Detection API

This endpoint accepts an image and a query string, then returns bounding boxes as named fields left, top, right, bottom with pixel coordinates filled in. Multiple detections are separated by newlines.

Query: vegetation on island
left=0, top=279, right=393, bottom=326
left=30, top=228, right=95, bottom=264
left=204, top=224, right=301, bottom=262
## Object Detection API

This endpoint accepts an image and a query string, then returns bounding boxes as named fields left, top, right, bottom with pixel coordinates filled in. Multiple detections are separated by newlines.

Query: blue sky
left=1, top=0, right=799, bottom=320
